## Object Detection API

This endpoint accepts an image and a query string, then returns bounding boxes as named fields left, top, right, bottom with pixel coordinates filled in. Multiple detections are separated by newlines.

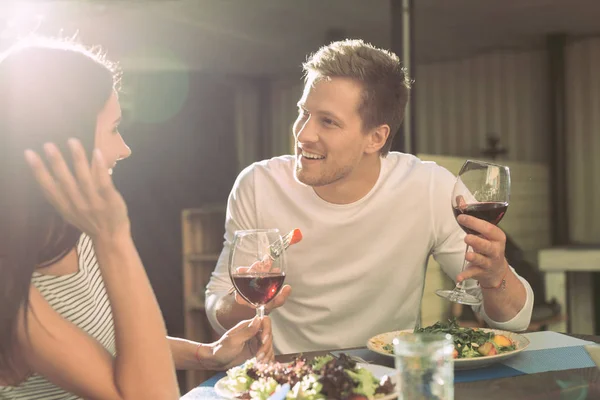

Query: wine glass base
left=435, top=289, right=482, bottom=306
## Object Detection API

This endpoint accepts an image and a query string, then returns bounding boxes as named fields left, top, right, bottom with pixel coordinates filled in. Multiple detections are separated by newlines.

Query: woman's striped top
left=0, top=234, right=116, bottom=399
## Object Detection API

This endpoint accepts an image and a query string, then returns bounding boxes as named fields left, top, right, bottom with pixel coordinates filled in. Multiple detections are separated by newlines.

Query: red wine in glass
left=453, top=202, right=508, bottom=235
left=436, top=160, right=510, bottom=306
left=231, top=272, right=286, bottom=305
left=229, top=229, right=287, bottom=318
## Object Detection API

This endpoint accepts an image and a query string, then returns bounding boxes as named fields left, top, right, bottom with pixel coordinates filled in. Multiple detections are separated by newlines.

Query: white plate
left=214, top=362, right=397, bottom=399
left=213, top=376, right=236, bottom=399
left=367, top=328, right=530, bottom=370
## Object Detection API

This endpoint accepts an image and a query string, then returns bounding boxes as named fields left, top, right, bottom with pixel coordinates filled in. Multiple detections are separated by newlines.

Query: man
left=206, top=39, right=533, bottom=354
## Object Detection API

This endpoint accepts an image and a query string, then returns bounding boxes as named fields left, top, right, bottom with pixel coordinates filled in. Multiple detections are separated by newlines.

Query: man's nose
left=295, top=115, right=318, bottom=143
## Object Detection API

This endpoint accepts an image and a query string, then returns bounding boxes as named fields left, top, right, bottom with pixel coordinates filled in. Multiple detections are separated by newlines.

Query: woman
left=0, top=38, right=273, bottom=399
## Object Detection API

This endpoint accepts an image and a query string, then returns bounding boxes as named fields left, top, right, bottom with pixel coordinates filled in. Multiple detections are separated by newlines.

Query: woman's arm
left=19, top=140, right=179, bottom=399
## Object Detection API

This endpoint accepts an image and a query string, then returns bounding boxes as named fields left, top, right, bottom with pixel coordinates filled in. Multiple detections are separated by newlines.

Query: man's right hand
left=215, top=285, right=292, bottom=330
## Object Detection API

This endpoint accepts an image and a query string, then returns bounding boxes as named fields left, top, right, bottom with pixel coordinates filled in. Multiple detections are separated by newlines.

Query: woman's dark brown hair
left=0, top=38, right=119, bottom=381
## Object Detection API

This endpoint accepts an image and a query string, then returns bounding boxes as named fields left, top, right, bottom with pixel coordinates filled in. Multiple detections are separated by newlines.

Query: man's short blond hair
left=303, top=39, right=411, bottom=156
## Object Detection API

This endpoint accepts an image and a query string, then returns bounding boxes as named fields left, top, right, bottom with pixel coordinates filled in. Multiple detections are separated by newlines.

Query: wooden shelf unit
left=181, top=205, right=226, bottom=392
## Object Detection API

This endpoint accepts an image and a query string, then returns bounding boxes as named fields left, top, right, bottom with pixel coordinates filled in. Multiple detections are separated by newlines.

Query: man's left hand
left=455, top=214, right=509, bottom=287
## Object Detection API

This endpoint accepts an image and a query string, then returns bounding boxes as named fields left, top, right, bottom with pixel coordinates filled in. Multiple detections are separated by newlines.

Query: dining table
left=181, top=332, right=600, bottom=400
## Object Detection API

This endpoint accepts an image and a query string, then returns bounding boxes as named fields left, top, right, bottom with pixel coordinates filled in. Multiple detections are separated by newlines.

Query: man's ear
left=365, top=124, right=390, bottom=154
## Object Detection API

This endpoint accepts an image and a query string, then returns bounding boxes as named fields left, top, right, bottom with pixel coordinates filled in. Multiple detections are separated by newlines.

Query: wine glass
left=435, top=160, right=510, bottom=306
left=228, top=229, right=287, bottom=318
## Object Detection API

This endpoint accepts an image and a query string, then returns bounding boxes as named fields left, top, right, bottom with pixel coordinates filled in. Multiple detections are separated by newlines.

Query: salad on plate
left=217, top=353, right=396, bottom=400
left=380, top=318, right=517, bottom=358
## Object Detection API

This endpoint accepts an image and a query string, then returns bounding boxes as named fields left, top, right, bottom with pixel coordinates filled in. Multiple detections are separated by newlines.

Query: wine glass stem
left=455, top=243, right=470, bottom=292
left=256, top=305, right=265, bottom=319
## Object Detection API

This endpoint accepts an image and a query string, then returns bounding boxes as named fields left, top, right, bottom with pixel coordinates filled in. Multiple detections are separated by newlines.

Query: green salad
left=222, top=353, right=395, bottom=400
left=382, top=318, right=517, bottom=359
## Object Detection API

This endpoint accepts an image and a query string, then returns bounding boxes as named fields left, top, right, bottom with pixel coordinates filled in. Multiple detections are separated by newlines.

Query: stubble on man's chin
left=294, top=167, right=327, bottom=188
left=293, top=165, right=305, bottom=185
left=294, top=165, right=312, bottom=186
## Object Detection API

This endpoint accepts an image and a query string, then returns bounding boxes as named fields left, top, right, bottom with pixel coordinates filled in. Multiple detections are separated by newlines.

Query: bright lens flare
left=1, top=2, right=45, bottom=40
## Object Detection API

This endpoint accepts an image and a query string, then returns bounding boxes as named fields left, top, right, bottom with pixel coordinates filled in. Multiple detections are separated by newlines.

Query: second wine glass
left=435, top=160, right=510, bottom=306
left=228, top=229, right=287, bottom=318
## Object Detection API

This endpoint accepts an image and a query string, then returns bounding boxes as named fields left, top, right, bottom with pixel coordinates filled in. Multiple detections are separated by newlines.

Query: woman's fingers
left=25, top=141, right=130, bottom=239
left=43, top=143, right=88, bottom=212
left=68, top=139, right=102, bottom=205
left=255, top=317, right=273, bottom=361
left=24, top=148, right=70, bottom=215
left=90, top=148, right=117, bottom=201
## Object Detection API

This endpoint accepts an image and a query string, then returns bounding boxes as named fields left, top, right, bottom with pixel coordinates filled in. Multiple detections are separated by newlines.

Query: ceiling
left=415, top=0, right=600, bottom=62
left=1, top=0, right=600, bottom=74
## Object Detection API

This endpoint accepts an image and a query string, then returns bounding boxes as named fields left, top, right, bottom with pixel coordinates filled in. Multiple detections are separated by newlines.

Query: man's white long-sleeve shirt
left=206, top=152, right=534, bottom=354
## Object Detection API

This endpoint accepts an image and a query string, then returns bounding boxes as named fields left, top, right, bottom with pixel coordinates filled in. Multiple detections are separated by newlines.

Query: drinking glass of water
left=393, top=333, right=454, bottom=400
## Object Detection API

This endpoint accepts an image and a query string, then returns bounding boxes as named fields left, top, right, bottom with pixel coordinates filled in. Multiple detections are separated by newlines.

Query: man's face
left=293, top=76, right=372, bottom=187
